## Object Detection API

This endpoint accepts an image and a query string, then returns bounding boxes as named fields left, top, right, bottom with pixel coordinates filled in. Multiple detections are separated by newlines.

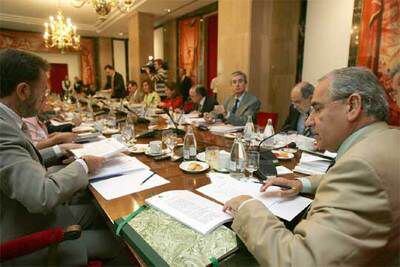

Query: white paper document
left=145, top=190, right=233, bottom=235
left=91, top=169, right=170, bottom=200
left=208, top=124, right=244, bottom=134
left=197, top=173, right=312, bottom=221
left=71, top=138, right=127, bottom=158
left=293, top=152, right=332, bottom=175
left=90, top=155, right=149, bottom=180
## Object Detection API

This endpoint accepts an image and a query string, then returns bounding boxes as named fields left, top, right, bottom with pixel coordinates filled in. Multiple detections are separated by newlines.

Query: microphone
left=256, top=124, right=292, bottom=180
left=165, top=109, right=186, bottom=136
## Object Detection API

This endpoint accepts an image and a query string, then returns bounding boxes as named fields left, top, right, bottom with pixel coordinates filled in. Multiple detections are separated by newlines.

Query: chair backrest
left=256, top=112, right=278, bottom=129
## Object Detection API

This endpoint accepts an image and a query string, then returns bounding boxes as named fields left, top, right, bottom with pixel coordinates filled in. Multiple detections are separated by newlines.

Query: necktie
left=231, top=98, right=239, bottom=115
left=21, top=122, right=31, bottom=139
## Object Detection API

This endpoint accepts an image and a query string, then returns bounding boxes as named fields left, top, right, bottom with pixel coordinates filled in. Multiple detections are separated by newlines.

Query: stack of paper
left=197, top=173, right=312, bottom=221
left=208, top=124, right=244, bottom=134
left=145, top=190, right=233, bottom=235
left=293, top=152, right=333, bottom=175
left=70, top=138, right=127, bottom=158
left=90, top=154, right=149, bottom=180
left=91, top=168, right=170, bottom=200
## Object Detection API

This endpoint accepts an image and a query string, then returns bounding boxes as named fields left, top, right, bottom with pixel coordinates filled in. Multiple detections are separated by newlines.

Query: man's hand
left=213, top=105, right=225, bottom=115
left=223, top=195, right=253, bottom=216
left=53, top=132, right=77, bottom=144
left=81, top=155, right=105, bottom=174
left=260, top=177, right=302, bottom=198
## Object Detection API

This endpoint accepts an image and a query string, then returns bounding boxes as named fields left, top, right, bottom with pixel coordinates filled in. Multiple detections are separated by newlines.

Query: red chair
left=0, top=225, right=101, bottom=266
left=256, top=112, right=278, bottom=129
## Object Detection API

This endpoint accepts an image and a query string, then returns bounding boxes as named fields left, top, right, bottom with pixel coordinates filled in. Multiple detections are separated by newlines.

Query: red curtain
left=179, top=17, right=200, bottom=84
left=357, top=0, right=400, bottom=125
left=49, top=63, right=68, bottom=95
left=206, top=14, right=218, bottom=94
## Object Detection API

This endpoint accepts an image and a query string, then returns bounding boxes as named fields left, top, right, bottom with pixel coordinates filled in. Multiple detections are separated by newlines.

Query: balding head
left=291, top=82, right=314, bottom=113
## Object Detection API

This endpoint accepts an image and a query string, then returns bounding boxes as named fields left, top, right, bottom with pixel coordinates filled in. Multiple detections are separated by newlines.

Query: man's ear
left=15, top=82, right=31, bottom=102
left=346, top=93, right=363, bottom=122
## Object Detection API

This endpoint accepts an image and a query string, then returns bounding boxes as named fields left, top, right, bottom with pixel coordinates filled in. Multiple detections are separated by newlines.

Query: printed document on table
left=91, top=169, right=169, bottom=200
left=71, top=138, right=127, bottom=158
left=208, top=124, right=244, bottom=133
left=90, top=154, right=149, bottom=180
left=145, top=190, right=233, bottom=235
left=197, top=173, right=312, bottom=221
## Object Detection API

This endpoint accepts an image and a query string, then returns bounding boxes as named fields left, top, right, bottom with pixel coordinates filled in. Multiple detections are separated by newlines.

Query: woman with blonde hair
left=141, top=79, right=160, bottom=107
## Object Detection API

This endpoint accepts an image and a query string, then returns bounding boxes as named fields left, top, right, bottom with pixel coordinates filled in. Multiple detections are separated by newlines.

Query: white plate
left=196, top=152, right=206, bottom=162
left=282, top=148, right=297, bottom=154
left=102, top=128, right=120, bottom=135
left=72, top=126, right=94, bottom=133
left=272, top=150, right=295, bottom=160
left=224, top=133, right=237, bottom=139
left=129, top=144, right=149, bottom=154
left=179, top=161, right=209, bottom=173
left=144, top=148, right=169, bottom=157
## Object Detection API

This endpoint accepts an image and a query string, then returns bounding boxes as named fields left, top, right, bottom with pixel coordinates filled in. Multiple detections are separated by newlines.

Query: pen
left=252, top=180, right=292, bottom=190
left=90, top=173, right=124, bottom=183
left=140, top=172, right=155, bottom=185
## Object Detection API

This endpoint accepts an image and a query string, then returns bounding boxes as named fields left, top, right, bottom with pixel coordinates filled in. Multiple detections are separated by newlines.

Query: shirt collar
left=0, top=102, right=23, bottom=129
left=199, top=97, right=206, bottom=106
left=235, top=91, right=246, bottom=102
left=336, top=122, right=380, bottom=160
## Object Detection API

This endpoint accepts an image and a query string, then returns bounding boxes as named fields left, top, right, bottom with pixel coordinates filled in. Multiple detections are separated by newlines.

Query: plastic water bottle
left=243, top=115, right=255, bottom=141
left=183, top=126, right=197, bottom=160
left=263, top=119, right=274, bottom=138
left=262, top=119, right=275, bottom=149
left=229, top=134, right=247, bottom=179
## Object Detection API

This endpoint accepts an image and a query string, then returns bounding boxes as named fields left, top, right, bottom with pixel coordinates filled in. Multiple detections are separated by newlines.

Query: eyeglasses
left=310, top=98, right=346, bottom=115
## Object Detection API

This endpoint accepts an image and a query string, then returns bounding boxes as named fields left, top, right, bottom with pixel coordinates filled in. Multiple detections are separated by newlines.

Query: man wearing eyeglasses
left=224, top=67, right=399, bottom=266
left=214, top=71, right=261, bottom=126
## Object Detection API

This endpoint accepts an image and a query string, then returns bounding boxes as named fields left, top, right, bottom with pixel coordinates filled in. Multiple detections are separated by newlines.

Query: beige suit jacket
left=233, top=122, right=400, bottom=266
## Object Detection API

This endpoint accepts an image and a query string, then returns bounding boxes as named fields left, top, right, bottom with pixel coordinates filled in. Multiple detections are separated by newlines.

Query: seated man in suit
left=282, top=81, right=314, bottom=136
left=103, top=64, right=126, bottom=98
left=186, top=84, right=218, bottom=115
left=0, top=49, right=122, bottom=265
left=214, top=71, right=261, bottom=126
left=224, top=67, right=400, bottom=266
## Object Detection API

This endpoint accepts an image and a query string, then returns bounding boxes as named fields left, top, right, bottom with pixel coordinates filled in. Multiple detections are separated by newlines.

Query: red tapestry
left=357, top=0, right=400, bottom=125
left=179, top=17, right=200, bottom=84
left=0, top=29, right=96, bottom=86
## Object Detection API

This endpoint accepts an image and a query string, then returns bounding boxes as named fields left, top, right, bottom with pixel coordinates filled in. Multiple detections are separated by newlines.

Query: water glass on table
left=205, top=146, right=219, bottom=170
left=121, top=123, right=134, bottom=144
left=245, top=150, right=260, bottom=182
left=165, top=133, right=177, bottom=158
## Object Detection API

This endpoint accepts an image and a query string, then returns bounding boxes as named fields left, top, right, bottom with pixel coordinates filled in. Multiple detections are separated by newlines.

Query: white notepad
left=145, top=190, right=233, bottom=235
left=197, top=173, right=312, bottom=221
left=71, top=138, right=127, bottom=158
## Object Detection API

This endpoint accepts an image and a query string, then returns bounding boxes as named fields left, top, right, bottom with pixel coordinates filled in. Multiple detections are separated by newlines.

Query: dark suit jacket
left=105, top=72, right=126, bottom=98
left=0, top=105, right=89, bottom=264
left=178, top=76, right=192, bottom=102
left=199, top=96, right=218, bottom=114
left=282, top=104, right=313, bottom=137
left=282, top=104, right=300, bottom=131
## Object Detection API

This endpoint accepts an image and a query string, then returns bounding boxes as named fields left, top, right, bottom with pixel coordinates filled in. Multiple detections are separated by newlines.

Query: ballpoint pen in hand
left=140, top=172, right=155, bottom=185
left=252, top=180, right=292, bottom=190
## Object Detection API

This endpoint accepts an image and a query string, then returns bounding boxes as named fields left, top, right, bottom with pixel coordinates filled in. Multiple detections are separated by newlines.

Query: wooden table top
left=90, top=120, right=300, bottom=222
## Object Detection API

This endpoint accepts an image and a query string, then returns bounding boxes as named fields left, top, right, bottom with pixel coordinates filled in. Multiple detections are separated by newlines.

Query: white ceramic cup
left=149, top=140, right=162, bottom=154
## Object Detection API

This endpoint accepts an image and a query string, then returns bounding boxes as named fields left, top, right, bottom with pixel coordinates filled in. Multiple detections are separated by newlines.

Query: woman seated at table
left=141, top=79, right=161, bottom=108
left=158, top=82, right=183, bottom=110
left=127, top=80, right=144, bottom=104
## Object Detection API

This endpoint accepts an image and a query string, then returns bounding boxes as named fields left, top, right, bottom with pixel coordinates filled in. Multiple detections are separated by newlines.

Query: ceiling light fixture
left=71, top=0, right=136, bottom=20
left=43, top=10, right=80, bottom=52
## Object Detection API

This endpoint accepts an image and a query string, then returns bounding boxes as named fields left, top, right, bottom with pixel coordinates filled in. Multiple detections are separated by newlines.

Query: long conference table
left=87, top=115, right=302, bottom=266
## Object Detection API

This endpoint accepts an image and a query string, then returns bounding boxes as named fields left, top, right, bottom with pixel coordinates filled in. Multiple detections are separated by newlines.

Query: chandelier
left=71, top=0, right=136, bottom=20
left=43, top=11, right=80, bottom=52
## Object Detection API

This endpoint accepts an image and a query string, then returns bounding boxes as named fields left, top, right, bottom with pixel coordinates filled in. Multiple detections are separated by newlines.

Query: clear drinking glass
left=165, top=133, right=177, bottom=158
left=205, top=146, right=219, bottom=170
left=245, top=150, right=260, bottom=182
left=121, top=124, right=133, bottom=144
